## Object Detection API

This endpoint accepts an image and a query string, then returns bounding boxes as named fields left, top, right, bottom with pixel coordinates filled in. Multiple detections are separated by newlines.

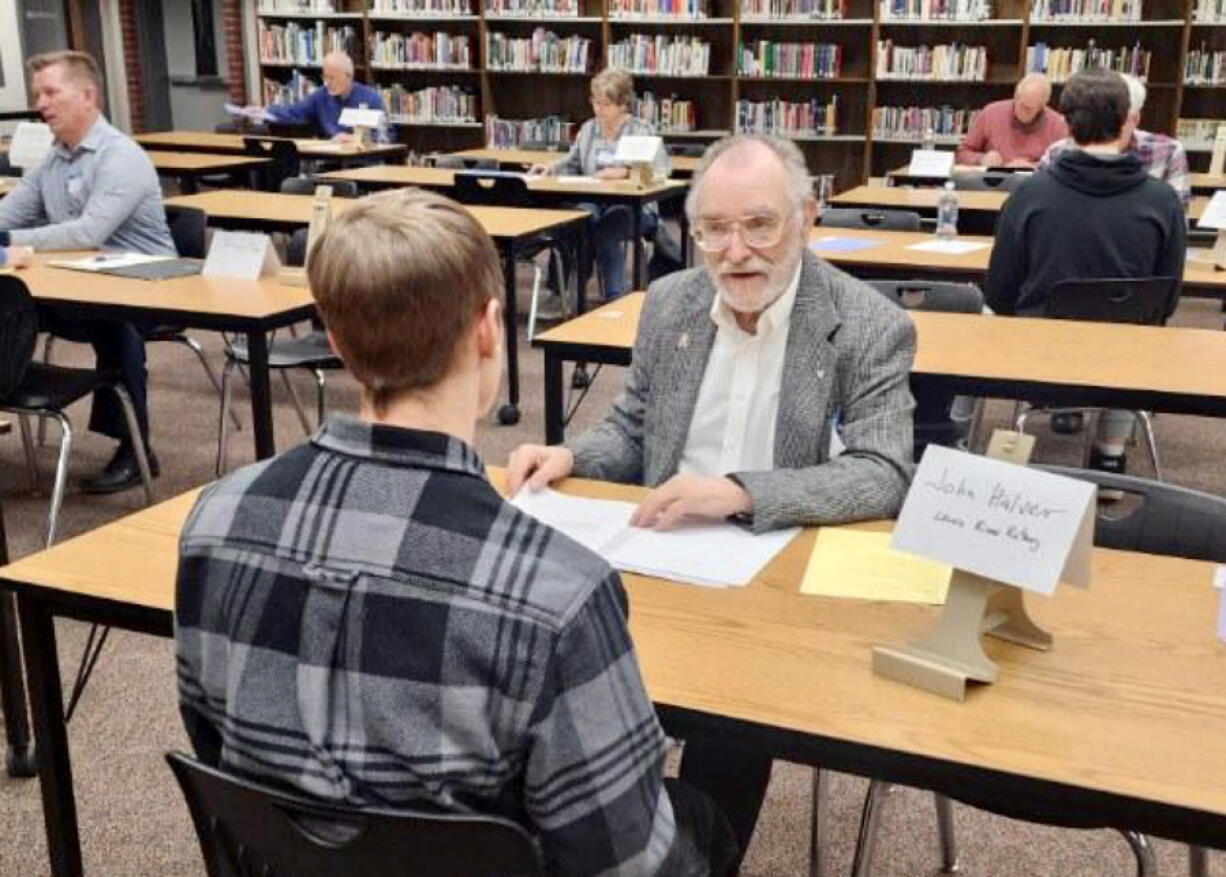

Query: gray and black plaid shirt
left=175, top=418, right=684, bottom=875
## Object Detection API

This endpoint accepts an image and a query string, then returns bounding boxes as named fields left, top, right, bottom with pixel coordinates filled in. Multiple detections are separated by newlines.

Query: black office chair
left=950, top=171, right=1028, bottom=192
left=215, top=228, right=342, bottom=475
left=279, top=176, right=361, bottom=198
left=667, top=143, right=706, bottom=157
left=1016, top=276, right=1181, bottom=479
left=166, top=752, right=544, bottom=877
left=818, top=208, right=922, bottom=232
left=243, top=136, right=300, bottom=192
left=848, top=466, right=1222, bottom=877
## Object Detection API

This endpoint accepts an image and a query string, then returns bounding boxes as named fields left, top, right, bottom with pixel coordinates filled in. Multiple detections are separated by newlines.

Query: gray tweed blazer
left=566, top=250, right=917, bottom=532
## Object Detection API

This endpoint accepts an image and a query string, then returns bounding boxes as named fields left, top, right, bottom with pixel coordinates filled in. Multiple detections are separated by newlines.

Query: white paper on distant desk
left=47, top=253, right=172, bottom=272
left=1197, top=191, right=1226, bottom=230
left=553, top=175, right=604, bottom=185
left=9, top=121, right=53, bottom=169
left=906, top=239, right=990, bottom=255
left=510, top=488, right=798, bottom=587
left=907, top=149, right=954, bottom=177
left=224, top=103, right=274, bottom=122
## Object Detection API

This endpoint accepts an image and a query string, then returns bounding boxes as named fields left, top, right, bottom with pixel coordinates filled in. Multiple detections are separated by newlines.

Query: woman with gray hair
left=530, top=67, right=670, bottom=302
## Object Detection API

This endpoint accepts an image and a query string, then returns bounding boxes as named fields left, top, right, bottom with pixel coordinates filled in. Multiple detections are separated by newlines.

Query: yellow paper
left=801, top=528, right=951, bottom=605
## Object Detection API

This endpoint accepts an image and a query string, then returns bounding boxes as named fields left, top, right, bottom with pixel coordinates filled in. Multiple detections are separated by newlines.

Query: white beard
left=712, top=243, right=803, bottom=315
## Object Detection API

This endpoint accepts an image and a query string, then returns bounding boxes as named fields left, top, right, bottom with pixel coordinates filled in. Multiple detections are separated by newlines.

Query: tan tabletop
left=3, top=474, right=1225, bottom=877
left=134, top=130, right=408, bottom=162
left=323, top=163, right=688, bottom=200
left=146, top=151, right=270, bottom=173
left=1190, top=173, right=1226, bottom=194
left=832, top=184, right=1010, bottom=213
left=0, top=177, right=16, bottom=197
left=1191, top=197, right=1207, bottom=222
left=454, top=147, right=702, bottom=175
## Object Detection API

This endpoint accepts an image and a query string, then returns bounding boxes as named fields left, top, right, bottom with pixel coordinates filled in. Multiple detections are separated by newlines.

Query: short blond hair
left=306, top=188, right=502, bottom=411
left=28, top=50, right=103, bottom=97
left=590, top=67, right=634, bottom=109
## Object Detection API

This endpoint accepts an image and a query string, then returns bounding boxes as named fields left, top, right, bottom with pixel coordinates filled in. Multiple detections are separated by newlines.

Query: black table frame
left=3, top=568, right=1225, bottom=877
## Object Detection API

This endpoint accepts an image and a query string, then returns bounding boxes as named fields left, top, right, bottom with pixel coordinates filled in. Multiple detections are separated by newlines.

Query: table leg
left=0, top=503, right=35, bottom=778
left=632, top=205, right=644, bottom=290
left=179, top=173, right=199, bottom=196
left=245, top=330, right=276, bottom=460
left=497, top=243, right=521, bottom=426
left=18, top=594, right=82, bottom=877
left=545, top=351, right=565, bottom=445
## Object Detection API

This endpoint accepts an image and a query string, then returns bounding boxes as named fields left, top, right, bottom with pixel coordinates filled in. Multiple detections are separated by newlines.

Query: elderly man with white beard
left=507, top=133, right=917, bottom=858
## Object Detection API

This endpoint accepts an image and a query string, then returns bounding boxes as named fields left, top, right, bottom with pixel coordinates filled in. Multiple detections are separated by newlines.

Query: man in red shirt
left=956, top=73, right=1069, bottom=167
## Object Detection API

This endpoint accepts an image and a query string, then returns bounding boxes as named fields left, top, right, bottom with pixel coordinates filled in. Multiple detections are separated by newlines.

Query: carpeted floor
left=0, top=271, right=1223, bottom=876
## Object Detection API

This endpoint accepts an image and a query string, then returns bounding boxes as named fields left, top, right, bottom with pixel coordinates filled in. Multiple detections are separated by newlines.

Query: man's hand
left=630, top=475, right=752, bottom=531
left=981, top=150, right=1004, bottom=167
left=506, top=444, right=575, bottom=496
left=332, top=132, right=356, bottom=144
left=4, top=247, right=33, bottom=269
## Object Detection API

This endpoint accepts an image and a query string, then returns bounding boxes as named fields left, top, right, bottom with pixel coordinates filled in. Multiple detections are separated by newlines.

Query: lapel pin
left=677, top=332, right=689, bottom=350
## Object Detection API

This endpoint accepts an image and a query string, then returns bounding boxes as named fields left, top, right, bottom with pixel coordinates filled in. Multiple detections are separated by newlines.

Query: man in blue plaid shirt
left=175, top=187, right=735, bottom=875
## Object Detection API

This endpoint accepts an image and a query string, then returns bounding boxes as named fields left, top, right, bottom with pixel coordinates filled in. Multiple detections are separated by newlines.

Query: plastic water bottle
left=922, top=123, right=936, bottom=151
left=936, top=181, right=958, bottom=240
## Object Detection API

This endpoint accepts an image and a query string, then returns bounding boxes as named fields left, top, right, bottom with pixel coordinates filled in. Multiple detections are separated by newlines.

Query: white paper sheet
left=9, top=121, right=53, bottom=169
left=906, top=240, right=991, bottom=255
left=47, top=253, right=172, bottom=272
left=554, top=175, right=603, bottom=184
left=1214, top=565, right=1225, bottom=590
left=225, top=103, right=275, bottom=122
left=510, top=487, right=798, bottom=588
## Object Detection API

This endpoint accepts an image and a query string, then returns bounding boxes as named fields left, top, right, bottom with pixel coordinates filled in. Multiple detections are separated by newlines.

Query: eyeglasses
left=691, top=213, right=789, bottom=252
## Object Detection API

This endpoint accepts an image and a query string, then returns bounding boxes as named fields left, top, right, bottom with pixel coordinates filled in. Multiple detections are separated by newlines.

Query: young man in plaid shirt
left=175, top=188, right=735, bottom=875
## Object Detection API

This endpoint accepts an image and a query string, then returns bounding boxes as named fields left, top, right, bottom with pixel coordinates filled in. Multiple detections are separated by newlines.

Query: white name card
left=338, top=107, right=385, bottom=130
left=891, top=444, right=1095, bottom=596
left=202, top=231, right=281, bottom=280
left=1210, top=125, right=1226, bottom=177
left=907, top=149, right=954, bottom=178
left=614, top=134, right=664, bottom=165
left=1198, top=190, right=1226, bottom=230
left=9, top=121, right=53, bottom=169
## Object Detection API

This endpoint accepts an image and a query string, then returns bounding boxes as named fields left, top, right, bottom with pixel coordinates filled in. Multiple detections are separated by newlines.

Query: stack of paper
left=511, top=488, right=798, bottom=588
left=801, top=528, right=951, bottom=604
left=47, top=253, right=173, bottom=273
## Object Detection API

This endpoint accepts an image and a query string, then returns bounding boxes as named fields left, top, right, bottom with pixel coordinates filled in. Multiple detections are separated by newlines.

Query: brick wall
left=222, top=0, right=248, bottom=105
left=117, top=0, right=145, bottom=133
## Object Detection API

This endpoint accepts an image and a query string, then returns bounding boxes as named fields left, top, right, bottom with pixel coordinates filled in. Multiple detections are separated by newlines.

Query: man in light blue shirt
left=0, top=50, right=174, bottom=493
left=263, top=51, right=391, bottom=142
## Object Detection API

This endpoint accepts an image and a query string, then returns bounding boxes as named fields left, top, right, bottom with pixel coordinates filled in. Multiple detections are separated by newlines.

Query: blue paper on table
left=809, top=237, right=884, bottom=253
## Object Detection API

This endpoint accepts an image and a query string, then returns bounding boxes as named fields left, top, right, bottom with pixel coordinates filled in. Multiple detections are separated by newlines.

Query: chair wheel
left=571, top=366, right=591, bottom=389
left=6, top=744, right=37, bottom=778
left=497, top=404, right=520, bottom=426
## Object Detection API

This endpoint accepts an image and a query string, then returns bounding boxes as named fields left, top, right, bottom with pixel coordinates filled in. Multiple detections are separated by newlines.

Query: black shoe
left=80, top=444, right=159, bottom=495
left=1051, top=412, right=1084, bottom=435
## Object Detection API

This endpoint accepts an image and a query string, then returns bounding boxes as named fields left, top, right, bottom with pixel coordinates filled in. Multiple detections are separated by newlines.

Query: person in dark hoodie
left=984, top=66, right=1185, bottom=475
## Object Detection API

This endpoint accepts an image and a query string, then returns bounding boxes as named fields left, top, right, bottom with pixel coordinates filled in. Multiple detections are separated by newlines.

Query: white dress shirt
left=678, top=262, right=802, bottom=478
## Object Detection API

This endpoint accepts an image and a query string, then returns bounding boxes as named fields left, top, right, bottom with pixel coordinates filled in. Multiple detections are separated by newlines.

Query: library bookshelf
left=249, top=0, right=1226, bottom=189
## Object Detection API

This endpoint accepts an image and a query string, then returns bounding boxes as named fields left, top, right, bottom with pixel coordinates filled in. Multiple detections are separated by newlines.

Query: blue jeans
left=556, top=202, right=659, bottom=300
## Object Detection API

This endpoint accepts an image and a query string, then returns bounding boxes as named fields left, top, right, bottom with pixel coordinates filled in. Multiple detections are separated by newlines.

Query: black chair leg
left=0, top=502, right=35, bottom=777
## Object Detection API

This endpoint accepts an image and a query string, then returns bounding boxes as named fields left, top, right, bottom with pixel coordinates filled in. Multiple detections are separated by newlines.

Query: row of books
left=485, top=115, right=576, bottom=147
left=258, top=22, right=357, bottom=65
left=260, top=1, right=340, bottom=11
left=483, top=0, right=582, bottom=14
left=263, top=71, right=318, bottom=106
left=369, top=30, right=473, bottom=68
left=1028, top=0, right=1139, bottom=20
left=872, top=103, right=977, bottom=138
left=609, top=35, right=711, bottom=75
left=1192, top=0, right=1226, bottom=21
left=368, top=0, right=474, bottom=13
left=632, top=93, right=697, bottom=131
left=485, top=29, right=593, bottom=71
left=1176, top=117, right=1226, bottom=144
left=609, top=0, right=710, bottom=17
left=739, top=0, right=848, bottom=17
left=876, top=41, right=987, bottom=80
left=879, top=0, right=991, bottom=21
left=1186, top=47, right=1226, bottom=85
left=380, top=83, right=479, bottom=121
left=737, top=41, right=843, bottom=78
left=735, top=96, right=838, bottom=135
left=1025, top=40, right=1150, bottom=81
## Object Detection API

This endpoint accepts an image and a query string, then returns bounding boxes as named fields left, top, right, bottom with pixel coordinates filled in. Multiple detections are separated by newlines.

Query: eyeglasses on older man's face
left=691, top=211, right=790, bottom=252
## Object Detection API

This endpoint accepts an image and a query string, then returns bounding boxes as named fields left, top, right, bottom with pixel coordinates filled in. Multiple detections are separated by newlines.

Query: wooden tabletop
left=1190, top=172, right=1226, bottom=194
left=0, top=177, right=16, bottom=197
left=454, top=147, right=702, bottom=174
left=134, top=130, right=408, bottom=161
left=3, top=475, right=1225, bottom=826
left=164, top=189, right=589, bottom=240
left=18, top=252, right=314, bottom=321
left=146, top=151, right=270, bottom=173
left=323, top=163, right=688, bottom=199
left=831, top=185, right=1010, bottom=213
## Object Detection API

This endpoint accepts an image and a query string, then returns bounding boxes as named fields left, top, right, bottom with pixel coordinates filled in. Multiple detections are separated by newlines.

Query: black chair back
left=819, top=208, right=922, bottom=232
left=286, top=228, right=310, bottom=269
left=1043, top=276, right=1178, bottom=326
left=280, top=176, right=360, bottom=198
left=164, top=205, right=207, bottom=259
left=868, top=279, right=983, bottom=313
left=667, top=143, right=706, bottom=157
left=243, top=136, right=300, bottom=191
left=1037, top=465, right=1226, bottom=562
left=0, top=276, right=38, bottom=401
left=454, top=171, right=534, bottom=208
left=950, top=171, right=1028, bottom=192
left=166, top=752, right=543, bottom=877
left=267, top=121, right=315, bottom=139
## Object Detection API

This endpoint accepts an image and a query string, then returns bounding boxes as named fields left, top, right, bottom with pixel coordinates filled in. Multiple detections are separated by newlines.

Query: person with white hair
left=258, top=51, right=390, bottom=142
left=956, top=72, right=1069, bottom=167
left=507, top=133, right=918, bottom=859
left=1040, top=71, right=1190, bottom=206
